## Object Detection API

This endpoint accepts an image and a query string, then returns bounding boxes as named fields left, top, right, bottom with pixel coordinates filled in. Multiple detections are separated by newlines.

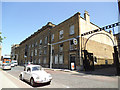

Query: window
left=59, top=30, right=64, bottom=39
left=51, top=34, right=54, bottom=41
left=34, top=59, right=37, bottom=64
left=27, top=67, right=31, bottom=72
left=43, top=57, right=46, bottom=64
left=40, top=40, right=42, bottom=45
left=35, top=42, right=38, bottom=47
left=59, top=43, right=63, bottom=52
left=35, top=49, right=37, bottom=56
left=38, top=58, right=41, bottom=64
left=70, top=25, right=74, bottom=35
left=55, top=55, right=58, bottom=64
left=45, top=37, right=48, bottom=44
left=31, top=50, right=33, bottom=56
left=29, top=45, right=31, bottom=48
left=52, top=46, right=54, bottom=55
left=59, top=54, right=63, bottom=64
left=70, top=40, right=74, bottom=50
left=39, top=49, right=42, bottom=56
left=44, top=47, right=47, bottom=54
left=32, top=43, right=34, bottom=47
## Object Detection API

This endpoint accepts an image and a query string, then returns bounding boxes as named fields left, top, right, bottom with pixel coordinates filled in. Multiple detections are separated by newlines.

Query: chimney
left=84, top=10, right=90, bottom=23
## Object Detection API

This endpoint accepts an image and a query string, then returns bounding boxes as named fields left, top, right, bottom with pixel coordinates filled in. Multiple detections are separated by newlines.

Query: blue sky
left=1, top=2, right=119, bottom=56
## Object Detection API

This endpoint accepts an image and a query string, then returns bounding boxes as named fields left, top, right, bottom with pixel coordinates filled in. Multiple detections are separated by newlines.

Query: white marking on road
left=1, top=70, right=32, bottom=88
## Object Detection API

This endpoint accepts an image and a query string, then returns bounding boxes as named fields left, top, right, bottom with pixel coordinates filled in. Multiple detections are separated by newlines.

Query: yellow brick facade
left=12, top=11, right=115, bottom=70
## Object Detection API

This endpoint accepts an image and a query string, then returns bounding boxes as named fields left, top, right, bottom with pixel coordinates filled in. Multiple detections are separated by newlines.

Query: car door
left=25, top=67, right=31, bottom=81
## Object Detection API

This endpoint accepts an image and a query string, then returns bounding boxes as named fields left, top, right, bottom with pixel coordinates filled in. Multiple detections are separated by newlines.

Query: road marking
left=1, top=70, right=32, bottom=88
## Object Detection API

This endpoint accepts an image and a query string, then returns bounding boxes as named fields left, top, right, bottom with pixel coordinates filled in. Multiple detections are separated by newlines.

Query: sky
left=1, top=1, right=119, bottom=56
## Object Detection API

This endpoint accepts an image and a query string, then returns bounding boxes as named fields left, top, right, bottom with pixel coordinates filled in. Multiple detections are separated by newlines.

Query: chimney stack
left=84, top=10, right=90, bottom=23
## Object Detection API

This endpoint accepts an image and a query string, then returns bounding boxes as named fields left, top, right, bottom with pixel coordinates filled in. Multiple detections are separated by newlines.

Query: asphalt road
left=2, top=65, right=118, bottom=88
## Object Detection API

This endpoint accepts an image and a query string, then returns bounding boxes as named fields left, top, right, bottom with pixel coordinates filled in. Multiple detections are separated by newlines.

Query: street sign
left=73, top=38, right=77, bottom=45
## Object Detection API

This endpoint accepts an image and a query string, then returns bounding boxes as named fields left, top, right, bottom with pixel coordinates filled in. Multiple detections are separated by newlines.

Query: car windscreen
left=3, top=64, right=10, bottom=66
left=32, top=66, right=41, bottom=71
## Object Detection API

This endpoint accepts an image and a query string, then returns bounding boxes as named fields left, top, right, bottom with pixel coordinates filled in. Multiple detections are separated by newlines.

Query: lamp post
left=48, top=43, right=52, bottom=69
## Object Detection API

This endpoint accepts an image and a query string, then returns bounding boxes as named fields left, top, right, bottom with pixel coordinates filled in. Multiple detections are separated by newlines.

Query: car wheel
left=19, top=74, right=23, bottom=81
left=30, top=78, right=35, bottom=87
left=47, top=81, right=51, bottom=85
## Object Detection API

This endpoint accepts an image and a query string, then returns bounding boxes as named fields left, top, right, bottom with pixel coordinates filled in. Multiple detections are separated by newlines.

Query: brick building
left=12, top=11, right=115, bottom=70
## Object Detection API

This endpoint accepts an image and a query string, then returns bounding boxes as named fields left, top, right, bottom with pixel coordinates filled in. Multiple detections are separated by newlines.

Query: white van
left=2, top=63, right=11, bottom=70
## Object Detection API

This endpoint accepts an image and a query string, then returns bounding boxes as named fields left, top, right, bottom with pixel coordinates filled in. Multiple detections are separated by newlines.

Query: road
left=3, top=66, right=118, bottom=88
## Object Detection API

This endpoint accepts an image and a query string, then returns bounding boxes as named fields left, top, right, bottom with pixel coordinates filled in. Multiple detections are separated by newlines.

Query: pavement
left=0, top=68, right=32, bottom=89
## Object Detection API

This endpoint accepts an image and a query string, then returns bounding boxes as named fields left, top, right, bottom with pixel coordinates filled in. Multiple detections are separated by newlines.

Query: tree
left=0, top=32, right=6, bottom=43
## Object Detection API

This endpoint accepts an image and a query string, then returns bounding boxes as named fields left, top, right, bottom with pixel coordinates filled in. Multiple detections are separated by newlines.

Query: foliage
left=0, top=32, right=6, bottom=43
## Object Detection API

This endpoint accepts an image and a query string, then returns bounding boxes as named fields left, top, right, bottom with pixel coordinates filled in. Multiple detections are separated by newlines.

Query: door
left=24, top=67, right=31, bottom=81
left=70, top=55, right=76, bottom=70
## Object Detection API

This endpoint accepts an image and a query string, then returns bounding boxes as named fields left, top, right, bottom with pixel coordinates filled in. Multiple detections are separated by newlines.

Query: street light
left=48, top=43, right=53, bottom=69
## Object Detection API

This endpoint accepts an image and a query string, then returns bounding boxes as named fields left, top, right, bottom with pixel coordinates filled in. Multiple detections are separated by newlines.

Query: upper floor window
left=44, top=47, right=47, bottom=54
left=59, top=30, right=64, bottom=39
left=70, top=25, right=74, bottom=35
left=35, top=49, right=37, bottom=56
left=59, top=43, right=63, bottom=52
left=35, top=42, right=38, bottom=47
left=43, top=57, right=46, bottom=64
left=40, top=40, right=42, bottom=45
left=39, top=49, right=42, bottom=56
left=31, top=50, right=33, bottom=56
left=32, top=43, right=34, bottom=47
left=51, top=34, right=54, bottom=42
left=45, top=37, right=48, bottom=44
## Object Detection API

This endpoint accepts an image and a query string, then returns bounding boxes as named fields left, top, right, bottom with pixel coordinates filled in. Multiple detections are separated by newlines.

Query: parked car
left=12, top=60, right=18, bottom=66
left=19, top=65, right=52, bottom=86
left=2, top=63, right=11, bottom=70
left=11, top=62, right=15, bottom=67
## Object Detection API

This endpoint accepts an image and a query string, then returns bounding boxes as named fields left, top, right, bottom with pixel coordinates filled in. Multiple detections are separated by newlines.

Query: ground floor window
left=43, top=57, right=46, bottom=64
left=59, top=54, right=63, bottom=64
left=55, top=54, right=58, bottom=64
left=38, top=58, right=41, bottom=64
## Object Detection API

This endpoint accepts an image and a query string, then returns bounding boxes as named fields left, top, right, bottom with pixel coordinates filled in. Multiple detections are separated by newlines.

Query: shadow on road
left=21, top=79, right=51, bottom=87
left=74, top=66, right=117, bottom=77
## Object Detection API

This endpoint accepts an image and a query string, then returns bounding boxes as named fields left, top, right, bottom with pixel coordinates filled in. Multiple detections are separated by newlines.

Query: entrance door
left=70, top=55, right=76, bottom=70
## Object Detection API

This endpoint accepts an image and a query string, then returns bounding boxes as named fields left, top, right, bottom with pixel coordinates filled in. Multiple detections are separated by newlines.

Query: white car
left=2, top=63, right=11, bottom=70
left=19, top=65, right=52, bottom=86
left=11, top=62, right=15, bottom=67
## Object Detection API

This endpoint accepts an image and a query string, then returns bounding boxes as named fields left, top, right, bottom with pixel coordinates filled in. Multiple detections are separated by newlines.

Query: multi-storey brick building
left=12, top=11, right=115, bottom=70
